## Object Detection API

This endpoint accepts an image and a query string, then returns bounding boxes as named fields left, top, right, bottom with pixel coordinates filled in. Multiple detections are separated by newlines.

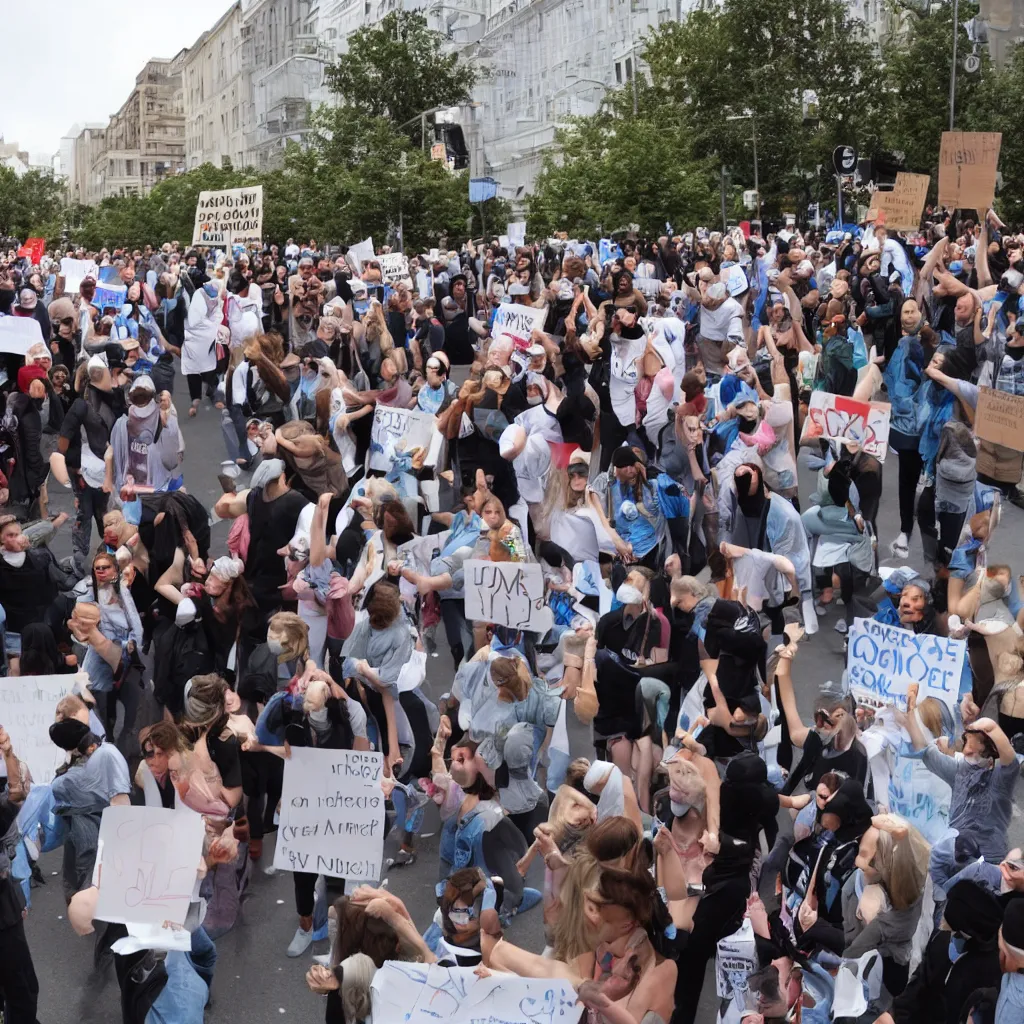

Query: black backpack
left=152, top=619, right=214, bottom=715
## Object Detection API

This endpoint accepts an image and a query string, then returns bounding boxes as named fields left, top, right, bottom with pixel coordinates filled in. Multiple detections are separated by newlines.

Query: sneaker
left=834, top=619, right=848, bottom=635
left=311, top=921, right=329, bottom=942
left=386, top=847, right=417, bottom=868
left=814, top=601, right=829, bottom=617
left=889, top=533, right=910, bottom=558
left=287, top=926, right=314, bottom=958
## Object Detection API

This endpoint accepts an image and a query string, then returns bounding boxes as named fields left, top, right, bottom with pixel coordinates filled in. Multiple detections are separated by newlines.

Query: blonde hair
left=872, top=819, right=931, bottom=912
left=267, top=611, right=309, bottom=662
left=551, top=849, right=602, bottom=962
left=916, top=697, right=945, bottom=741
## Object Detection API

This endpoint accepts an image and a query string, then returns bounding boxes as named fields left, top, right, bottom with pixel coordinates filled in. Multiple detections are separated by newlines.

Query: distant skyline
left=1, top=0, right=235, bottom=158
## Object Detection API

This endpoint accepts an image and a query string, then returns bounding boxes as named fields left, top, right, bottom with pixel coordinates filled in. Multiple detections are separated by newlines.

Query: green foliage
left=0, top=168, right=66, bottom=241
left=323, top=11, right=476, bottom=148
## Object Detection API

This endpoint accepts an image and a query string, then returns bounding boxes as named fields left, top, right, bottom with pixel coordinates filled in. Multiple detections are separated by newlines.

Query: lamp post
left=726, top=112, right=760, bottom=226
left=949, top=0, right=960, bottom=130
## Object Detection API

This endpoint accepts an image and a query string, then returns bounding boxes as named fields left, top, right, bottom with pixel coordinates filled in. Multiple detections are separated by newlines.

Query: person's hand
left=387, top=559, right=404, bottom=577
left=664, top=553, right=681, bottom=578
left=317, top=491, right=332, bottom=516
left=960, top=692, right=980, bottom=726
left=433, top=714, right=451, bottom=752
left=970, top=716, right=998, bottom=734
left=700, top=830, right=720, bottom=855
left=282, top=740, right=292, bottom=760
left=746, top=893, right=770, bottom=936
left=306, top=964, right=339, bottom=994
left=0, top=727, right=12, bottom=758
left=614, top=538, right=634, bottom=563
left=797, top=898, right=818, bottom=932
left=653, top=826, right=675, bottom=858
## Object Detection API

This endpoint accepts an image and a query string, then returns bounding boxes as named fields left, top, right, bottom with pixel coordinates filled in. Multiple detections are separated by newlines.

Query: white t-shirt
left=609, top=334, right=647, bottom=426
left=511, top=433, right=552, bottom=504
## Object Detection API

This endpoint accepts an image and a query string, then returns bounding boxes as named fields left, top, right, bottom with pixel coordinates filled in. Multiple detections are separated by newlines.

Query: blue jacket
left=883, top=334, right=925, bottom=444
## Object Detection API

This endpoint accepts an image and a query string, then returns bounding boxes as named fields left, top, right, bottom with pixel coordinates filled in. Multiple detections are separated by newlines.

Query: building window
left=615, top=61, right=622, bottom=83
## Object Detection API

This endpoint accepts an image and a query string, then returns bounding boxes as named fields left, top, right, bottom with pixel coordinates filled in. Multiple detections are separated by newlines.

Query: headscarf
left=944, top=880, right=1003, bottom=941
left=495, top=722, right=544, bottom=814
left=210, top=555, right=244, bottom=581
left=821, top=779, right=873, bottom=844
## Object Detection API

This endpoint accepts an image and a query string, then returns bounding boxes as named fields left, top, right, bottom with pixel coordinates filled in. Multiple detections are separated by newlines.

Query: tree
left=0, top=168, right=66, bottom=241
left=323, top=12, right=477, bottom=148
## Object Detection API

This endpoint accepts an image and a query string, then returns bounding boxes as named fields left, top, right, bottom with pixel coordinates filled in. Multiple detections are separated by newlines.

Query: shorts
left=4, top=631, right=21, bottom=657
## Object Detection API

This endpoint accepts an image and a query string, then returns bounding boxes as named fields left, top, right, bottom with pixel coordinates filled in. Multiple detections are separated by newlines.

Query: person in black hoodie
left=888, top=879, right=1003, bottom=1024
left=6, top=370, right=47, bottom=517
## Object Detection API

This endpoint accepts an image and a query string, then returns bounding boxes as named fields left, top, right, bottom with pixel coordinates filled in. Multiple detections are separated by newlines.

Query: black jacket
left=6, top=393, right=44, bottom=504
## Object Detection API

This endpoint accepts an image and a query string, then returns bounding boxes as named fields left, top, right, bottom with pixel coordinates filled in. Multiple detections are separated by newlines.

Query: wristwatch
left=685, top=883, right=706, bottom=898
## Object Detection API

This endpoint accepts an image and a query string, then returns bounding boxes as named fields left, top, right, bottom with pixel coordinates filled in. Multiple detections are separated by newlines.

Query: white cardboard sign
left=368, top=404, right=440, bottom=472
left=491, top=303, right=548, bottom=348
left=0, top=316, right=43, bottom=355
left=0, top=674, right=78, bottom=784
left=464, top=559, right=554, bottom=633
left=378, top=252, right=410, bottom=282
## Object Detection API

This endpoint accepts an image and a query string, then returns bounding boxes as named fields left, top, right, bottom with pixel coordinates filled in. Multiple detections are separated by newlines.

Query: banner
left=938, top=131, right=1001, bottom=210
left=800, top=391, right=891, bottom=461
left=491, top=303, right=548, bottom=348
left=17, top=238, right=45, bottom=265
left=349, top=237, right=375, bottom=272
left=975, top=386, right=1024, bottom=451
left=846, top=617, right=964, bottom=713
left=60, top=258, right=98, bottom=292
left=0, top=315, right=44, bottom=355
left=368, top=404, right=440, bottom=472
left=464, top=559, right=554, bottom=633
left=191, top=185, right=264, bottom=246
left=371, top=961, right=579, bottom=1024
left=506, top=221, right=526, bottom=248
left=94, top=805, right=205, bottom=927
left=92, top=282, right=128, bottom=313
left=633, top=277, right=663, bottom=301
left=378, top=252, right=410, bottom=282
left=868, top=172, right=930, bottom=232
left=0, top=674, right=78, bottom=784
left=273, top=747, right=385, bottom=880
left=887, top=747, right=951, bottom=844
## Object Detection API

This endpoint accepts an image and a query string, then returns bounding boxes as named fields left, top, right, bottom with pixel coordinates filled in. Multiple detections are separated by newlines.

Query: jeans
left=439, top=599, right=473, bottom=667
left=72, top=475, right=109, bottom=575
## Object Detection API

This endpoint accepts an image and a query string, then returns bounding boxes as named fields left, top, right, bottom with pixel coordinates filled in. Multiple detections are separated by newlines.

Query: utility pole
left=720, top=164, right=728, bottom=232
left=751, top=117, right=760, bottom=226
left=949, top=0, right=960, bottom=130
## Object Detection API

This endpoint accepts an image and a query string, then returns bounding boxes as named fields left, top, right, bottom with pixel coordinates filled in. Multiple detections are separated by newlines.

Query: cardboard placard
left=506, top=221, right=526, bottom=248
left=938, top=132, right=1001, bottom=210
left=0, top=315, right=44, bottom=355
left=0, top=674, right=78, bottom=784
left=367, top=404, right=441, bottom=472
left=491, top=302, right=548, bottom=348
left=800, top=392, right=891, bottom=461
left=975, top=386, right=1024, bottom=451
left=60, top=258, right=98, bottom=292
left=846, top=617, right=964, bottom=713
left=349, top=237, right=375, bottom=272
left=378, top=252, right=409, bottom=282
left=191, top=185, right=264, bottom=245
left=273, top=747, right=385, bottom=880
left=464, top=559, right=554, bottom=633
left=868, top=172, right=930, bottom=231
left=92, top=282, right=128, bottom=313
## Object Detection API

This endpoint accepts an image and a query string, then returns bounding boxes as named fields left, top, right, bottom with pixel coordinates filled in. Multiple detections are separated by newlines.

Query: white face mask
left=1, top=550, right=26, bottom=568
left=527, top=394, right=543, bottom=406
left=616, top=583, right=644, bottom=606
left=267, top=637, right=285, bottom=656
left=129, top=400, right=155, bottom=417
left=964, top=752, right=992, bottom=768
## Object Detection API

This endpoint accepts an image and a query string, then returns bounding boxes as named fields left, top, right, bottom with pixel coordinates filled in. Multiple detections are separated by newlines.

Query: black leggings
left=187, top=370, right=219, bottom=402
left=916, top=484, right=966, bottom=565
left=598, top=411, right=631, bottom=471
left=293, top=872, right=346, bottom=918
left=896, top=448, right=923, bottom=536
left=241, top=750, right=284, bottom=842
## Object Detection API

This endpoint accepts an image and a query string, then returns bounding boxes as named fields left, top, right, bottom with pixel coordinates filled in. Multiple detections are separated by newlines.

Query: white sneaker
left=889, top=533, right=909, bottom=558
left=287, top=926, right=313, bottom=958
left=834, top=619, right=848, bottom=635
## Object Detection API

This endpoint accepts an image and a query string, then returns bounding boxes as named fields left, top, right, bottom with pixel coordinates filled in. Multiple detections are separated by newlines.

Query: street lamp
left=726, top=112, right=760, bottom=226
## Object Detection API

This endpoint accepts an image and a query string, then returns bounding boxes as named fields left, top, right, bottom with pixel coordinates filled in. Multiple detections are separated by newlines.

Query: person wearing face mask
left=513, top=371, right=563, bottom=443
left=13, top=283, right=50, bottom=340
left=108, top=374, right=182, bottom=497
left=5, top=373, right=48, bottom=519
left=885, top=878, right=1003, bottom=1024
left=899, top=709, right=1018, bottom=914
left=47, top=295, right=78, bottom=370
left=182, top=278, right=224, bottom=416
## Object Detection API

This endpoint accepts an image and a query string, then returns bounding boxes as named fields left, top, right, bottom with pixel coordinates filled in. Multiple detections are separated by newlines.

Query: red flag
left=17, top=238, right=45, bottom=265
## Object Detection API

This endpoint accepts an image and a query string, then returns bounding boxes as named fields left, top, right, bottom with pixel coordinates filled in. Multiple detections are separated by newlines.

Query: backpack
left=152, top=620, right=214, bottom=715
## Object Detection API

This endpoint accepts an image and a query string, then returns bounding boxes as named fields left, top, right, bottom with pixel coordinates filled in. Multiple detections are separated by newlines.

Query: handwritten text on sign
left=846, top=618, right=964, bottom=713
left=273, top=747, right=385, bottom=881
left=368, top=404, right=438, bottom=471
left=0, top=674, right=77, bottom=784
left=887, top=750, right=951, bottom=845
left=191, top=185, right=264, bottom=246
left=491, top=303, right=548, bottom=347
left=378, top=252, right=409, bottom=282
left=464, top=559, right=554, bottom=633
left=801, top=391, right=891, bottom=461
left=975, top=386, right=1024, bottom=452
left=868, top=172, right=930, bottom=232
left=938, top=131, right=1002, bottom=210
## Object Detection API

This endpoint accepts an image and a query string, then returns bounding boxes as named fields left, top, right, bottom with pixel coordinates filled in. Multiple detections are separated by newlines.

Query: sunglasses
left=59, top=316, right=75, bottom=326
left=568, top=464, right=589, bottom=476
left=142, top=747, right=158, bottom=759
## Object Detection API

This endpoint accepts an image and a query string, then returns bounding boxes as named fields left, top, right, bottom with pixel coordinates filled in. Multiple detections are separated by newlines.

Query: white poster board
left=191, top=185, right=264, bottom=246
left=887, top=746, right=951, bottom=843
left=371, top=961, right=580, bottom=1024
left=464, top=559, right=554, bottom=633
left=273, top=747, right=385, bottom=880
left=491, top=303, right=548, bottom=348
left=846, top=617, right=964, bottom=713
left=59, top=257, right=98, bottom=292
left=0, top=315, right=43, bottom=355
left=0, top=674, right=78, bottom=784
left=506, top=221, right=526, bottom=248
left=379, top=252, right=409, bottom=282
left=368, top=404, right=440, bottom=472
left=349, top=237, right=375, bottom=272
left=94, top=805, right=205, bottom=927
left=801, top=391, right=891, bottom=462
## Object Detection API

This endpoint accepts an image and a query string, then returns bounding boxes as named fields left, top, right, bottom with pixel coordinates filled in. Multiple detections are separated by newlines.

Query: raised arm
left=774, top=636, right=810, bottom=748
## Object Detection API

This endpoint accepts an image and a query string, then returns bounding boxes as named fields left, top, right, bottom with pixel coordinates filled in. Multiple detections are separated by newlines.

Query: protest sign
left=60, top=257, right=98, bottom=292
left=464, top=560, right=554, bottom=633
left=846, top=617, right=964, bottom=713
left=368, top=404, right=440, bottom=472
left=17, top=238, right=45, bottom=265
left=975, top=386, right=1024, bottom=451
left=191, top=185, right=264, bottom=246
left=92, top=282, right=128, bottom=313
left=0, top=315, right=43, bottom=355
left=378, top=252, right=409, bottom=282
left=273, top=747, right=385, bottom=880
left=633, top=277, right=663, bottom=301
left=415, top=269, right=431, bottom=298
left=0, top=674, right=77, bottom=784
left=716, top=919, right=758, bottom=1004
left=491, top=302, right=549, bottom=348
left=506, top=221, right=526, bottom=248
left=887, top=748, right=951, bottom=844
left=938, top=131, right=1002, bottom=210
left=349, top=237, right=375, bottom=272
left=868, top=172, right=930, bottom=232
left=371, top=961, right=580, bottom=1024
left=94, top=805, right=205, bottom=927
left=800, top=391, right=891, bottom=461
left=97, top=265, right=122, bottom=284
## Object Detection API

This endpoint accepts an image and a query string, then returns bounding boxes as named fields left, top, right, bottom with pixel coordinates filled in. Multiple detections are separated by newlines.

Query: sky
left=2, top=0, right=236, bottom=161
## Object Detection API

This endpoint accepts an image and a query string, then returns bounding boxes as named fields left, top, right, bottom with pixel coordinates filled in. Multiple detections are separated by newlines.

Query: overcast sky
left=3, top=0, right=236, bottom=161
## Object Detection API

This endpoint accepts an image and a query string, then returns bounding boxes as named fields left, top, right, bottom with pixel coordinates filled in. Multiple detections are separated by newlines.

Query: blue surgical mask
left=948, top=934, right=967, bottom=963
left=203, top=282, right=219, bottom=299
